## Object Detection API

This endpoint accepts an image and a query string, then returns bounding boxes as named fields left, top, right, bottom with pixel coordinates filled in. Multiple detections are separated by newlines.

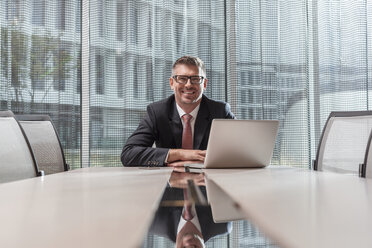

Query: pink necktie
left=183, top=188, right=193, bottom=220
left=182, top=114, right=193, bottom=149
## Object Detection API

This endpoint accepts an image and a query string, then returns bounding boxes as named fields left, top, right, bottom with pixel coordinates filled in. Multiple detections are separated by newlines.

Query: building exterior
left=1, top=0, right=371, bottom=170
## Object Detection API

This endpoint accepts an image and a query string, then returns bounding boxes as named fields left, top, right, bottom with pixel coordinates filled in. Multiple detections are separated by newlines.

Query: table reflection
left=148, top=171, right=232, bottom=247
left=143, top=170, right=279, bottom=248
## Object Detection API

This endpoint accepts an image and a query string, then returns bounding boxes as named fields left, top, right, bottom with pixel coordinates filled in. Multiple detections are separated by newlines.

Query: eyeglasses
left=172, top=75, right=205, bottom=85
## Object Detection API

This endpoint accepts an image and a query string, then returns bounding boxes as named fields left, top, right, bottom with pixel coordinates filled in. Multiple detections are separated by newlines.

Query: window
left=116, top=1, right=124, bottom=41
left=129, top=6, right=138, bottom=44
left=2, top=0, right=80, bottom=168
left=30, top=35, right=46, bottom=91
left=2, top=0, right=372, bottom=172
left=146, top=60, right=153, bottom=100
left=8, top=0, right=21, bottom=22
left=147, top=9, right=152, bottom=48
left=53, top=48, right=71, bottom=92
left=56, top=0, right=66, bottom=31
left=133, top=59, right=138, bottom=98
left=32, top=0, right=45, bottom=26
left=95, top=54, right=105, bottom=95
left=75, top=1, right=81, bottom=33
left=76, top=51, right=81, bottom=94
left=97, top=1, right=104, bottom=38
left=116, top=56, right=123, bottom=98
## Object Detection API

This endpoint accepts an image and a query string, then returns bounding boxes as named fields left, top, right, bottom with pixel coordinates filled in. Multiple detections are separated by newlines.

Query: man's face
left=170, top=64, right=207, bottom=109
left=179, top=234, right=204, bottom=248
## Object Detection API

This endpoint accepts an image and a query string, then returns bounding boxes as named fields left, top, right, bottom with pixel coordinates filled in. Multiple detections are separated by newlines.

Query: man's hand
left=167, top=149, right=206, bottom=163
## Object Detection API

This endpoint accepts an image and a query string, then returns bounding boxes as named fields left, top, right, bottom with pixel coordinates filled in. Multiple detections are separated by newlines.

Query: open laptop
left=187, top=119, right=279, bottom=169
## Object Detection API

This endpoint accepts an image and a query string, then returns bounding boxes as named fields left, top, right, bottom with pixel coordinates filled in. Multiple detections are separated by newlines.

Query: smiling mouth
left=182, top=90, right=195, bottom=95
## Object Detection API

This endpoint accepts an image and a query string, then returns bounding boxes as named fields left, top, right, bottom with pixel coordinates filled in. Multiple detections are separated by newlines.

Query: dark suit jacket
left=121, top=94, right=235, bottom=166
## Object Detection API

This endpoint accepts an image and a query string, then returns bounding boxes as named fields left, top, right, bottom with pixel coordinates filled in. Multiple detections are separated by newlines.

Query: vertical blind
left=228, top=0, right=310, bottom=167
left=1, top=0, right=372, bottom=169
left=0, top=0, right=81, bottom=169
left=89, top=0, right=227, bottom=166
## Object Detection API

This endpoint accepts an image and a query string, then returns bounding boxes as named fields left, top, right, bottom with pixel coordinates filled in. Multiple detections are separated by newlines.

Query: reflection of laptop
left=205, top=177, right=245, bottom=223
left=188, top=119, right=279, bottom=169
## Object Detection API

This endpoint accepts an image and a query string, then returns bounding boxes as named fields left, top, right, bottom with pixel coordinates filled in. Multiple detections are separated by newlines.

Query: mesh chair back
left=0, top=111, right=38, bottom=183
left=17, top=115, right=67, bottom=175
left=314, top=111, right=372, bottom=176
left=361, top=130, right=372, bottom=178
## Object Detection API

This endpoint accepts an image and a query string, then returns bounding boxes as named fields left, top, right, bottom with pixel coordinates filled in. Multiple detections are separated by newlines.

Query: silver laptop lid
left=204, top=119, right=279, bottom=168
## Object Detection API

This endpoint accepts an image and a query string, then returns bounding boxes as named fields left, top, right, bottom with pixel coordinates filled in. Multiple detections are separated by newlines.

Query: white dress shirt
left=177, top=204, right=202, bottom=234
left=165, top=103, right=201, bottom=163
left=175, top=103, right=201, bottom=144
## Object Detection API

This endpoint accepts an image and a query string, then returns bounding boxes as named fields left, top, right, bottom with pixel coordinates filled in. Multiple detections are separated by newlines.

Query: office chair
left=16, top=114, right=69, bottom=175
left=313, top=111, right=372, bottom=176
left=359, top=130, right=372, bottom=178
left=0, top=110, right=40, bottom=183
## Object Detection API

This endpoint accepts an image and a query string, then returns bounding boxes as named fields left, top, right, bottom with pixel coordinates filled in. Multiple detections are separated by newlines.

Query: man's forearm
left=121, top=145, right=169, bottom=166
left=167, top=149, right=183, bottom=163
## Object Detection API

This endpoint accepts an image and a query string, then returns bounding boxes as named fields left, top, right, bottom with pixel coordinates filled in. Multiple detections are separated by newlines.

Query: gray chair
left=0, top=110, right=40, bottom=183
left=16, top=115, right=69, bottom=175
left=360, top=130, right=372, bottom=178
left=313, top=111, right=372, bottom=176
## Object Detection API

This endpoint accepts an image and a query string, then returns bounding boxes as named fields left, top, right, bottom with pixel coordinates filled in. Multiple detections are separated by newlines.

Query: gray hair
left=172, top=56, right=206, bottom=77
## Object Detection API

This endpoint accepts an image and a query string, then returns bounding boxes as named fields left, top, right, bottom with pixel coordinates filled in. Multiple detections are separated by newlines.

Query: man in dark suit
left=121, top=56, right=235, bottom=167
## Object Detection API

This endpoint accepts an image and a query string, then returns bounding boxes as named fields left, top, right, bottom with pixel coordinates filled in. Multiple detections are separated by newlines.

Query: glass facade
left=1, top=0, right=372, bottom=169
left=1, top=0, right=81, bottom=168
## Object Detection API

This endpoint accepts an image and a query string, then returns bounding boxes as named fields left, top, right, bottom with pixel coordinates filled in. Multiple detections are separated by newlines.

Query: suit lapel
left=194, top=97, right=211, bottom=149
left=168, top=95, right=211, bottom=149
left=168, top=100, right=183, bottom=148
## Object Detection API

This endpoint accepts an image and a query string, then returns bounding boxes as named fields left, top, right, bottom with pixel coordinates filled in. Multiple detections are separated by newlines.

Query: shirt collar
left=177, top=204, right=202, bottom=234
left=176, top=103, right=201, bottom=120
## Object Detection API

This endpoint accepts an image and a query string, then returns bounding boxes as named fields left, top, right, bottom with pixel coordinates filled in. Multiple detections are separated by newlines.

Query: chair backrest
left=0, top=111, right=39, bottom=183
left=16, top=115, right=68, bottom=175
left=314, top=111, right=372, bottom=176
left=360, top=130, right=372, bottom=178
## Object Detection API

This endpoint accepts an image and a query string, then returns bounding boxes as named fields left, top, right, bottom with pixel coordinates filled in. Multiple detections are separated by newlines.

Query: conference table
left=0, top=167, right=172, bottom=248
left=1, top=166, right=372, bottom=248
left=205, top=167, right=372, bottom=248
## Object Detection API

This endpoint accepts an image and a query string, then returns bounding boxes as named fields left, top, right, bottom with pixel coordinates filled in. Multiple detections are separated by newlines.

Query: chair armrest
left=312, top=159, right=317, bottom=171
left=359, top=163, right=366, bottom=178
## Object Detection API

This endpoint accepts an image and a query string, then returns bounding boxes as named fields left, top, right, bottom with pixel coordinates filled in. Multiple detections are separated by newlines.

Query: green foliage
left=1, top=27, right=8, bottom=78
left=30, top=33, right=73, bottom=85
left=1, top=26, right=74, bottom=104
left=10, top=29, right=28, bottom=89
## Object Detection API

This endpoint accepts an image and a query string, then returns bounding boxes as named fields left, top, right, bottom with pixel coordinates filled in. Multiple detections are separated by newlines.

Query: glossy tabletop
left=3, top=165, right=372, bottom=248
left=0, top=167, right=172, bottom=248
left=204, top=166, right=372, bottom=248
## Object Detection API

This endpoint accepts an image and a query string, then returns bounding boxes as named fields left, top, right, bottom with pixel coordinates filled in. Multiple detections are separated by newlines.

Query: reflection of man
left=150, top=200, right=231, bottom=245
left=175, top=198, right=205, bottom=248
left=176, top=222, right=205, bottom=247
left=168, top=171, right=205, bottom=188
left=121, top=56, right=235, bottom=167
left=149, top=172, right=231, bottom=245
